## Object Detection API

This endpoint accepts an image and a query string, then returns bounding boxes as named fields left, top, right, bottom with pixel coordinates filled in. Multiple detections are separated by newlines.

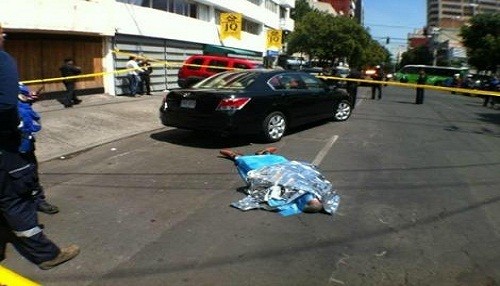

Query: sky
left=363, top=0, right=427, bottom=58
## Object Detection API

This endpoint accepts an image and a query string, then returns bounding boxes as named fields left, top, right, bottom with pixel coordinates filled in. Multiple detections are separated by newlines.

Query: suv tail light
left=178, top=66, right=186, bottom=78
left=216, top=97, right=251, bottom=111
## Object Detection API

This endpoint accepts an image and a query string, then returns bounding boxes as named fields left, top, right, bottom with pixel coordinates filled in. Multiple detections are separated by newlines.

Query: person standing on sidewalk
left=415, top=69, right=427, bottom=104
left=0, top=24, right=79, bottom=270
left=59, top=58, right=82, bottom=108
left=126, top=56, right=143, bottom=97
left=17, top=84, right=59, bottom=214
left=139, top=60, right=153, bottom=95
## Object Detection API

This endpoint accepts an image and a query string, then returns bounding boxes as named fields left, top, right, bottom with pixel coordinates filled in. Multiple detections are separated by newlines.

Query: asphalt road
left=4, top=87, right=500, bottom=285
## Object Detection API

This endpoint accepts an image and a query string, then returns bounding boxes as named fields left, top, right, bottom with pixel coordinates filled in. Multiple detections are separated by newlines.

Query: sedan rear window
left=193, top=71, right=259, bottom=89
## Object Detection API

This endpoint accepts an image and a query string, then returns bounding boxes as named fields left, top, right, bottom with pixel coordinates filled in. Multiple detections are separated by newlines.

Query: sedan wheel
left=262, top=111, right=286, bottom=142
left=333, top=100, right=352, bottom=121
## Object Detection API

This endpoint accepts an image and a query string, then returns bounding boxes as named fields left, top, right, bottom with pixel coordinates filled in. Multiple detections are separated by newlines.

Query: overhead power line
left=374, top=36, right=407, bottom=40
left=365, top=23, right=423, bottom=30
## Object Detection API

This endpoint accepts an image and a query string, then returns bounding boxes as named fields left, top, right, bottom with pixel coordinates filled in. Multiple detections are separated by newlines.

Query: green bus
left=394, top=65, right=469, bottom=85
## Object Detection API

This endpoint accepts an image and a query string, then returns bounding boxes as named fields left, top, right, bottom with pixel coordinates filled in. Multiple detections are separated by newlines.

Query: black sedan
left=160, top=70, right=352, bottom=142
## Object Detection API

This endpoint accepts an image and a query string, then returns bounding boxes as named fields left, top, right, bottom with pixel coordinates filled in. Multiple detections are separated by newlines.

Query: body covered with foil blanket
left=231, top=160, right=340, bottom=216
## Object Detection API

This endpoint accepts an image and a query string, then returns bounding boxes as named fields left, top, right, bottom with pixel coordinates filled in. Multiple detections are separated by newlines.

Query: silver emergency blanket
left=231, top=161, right=340, bottom=215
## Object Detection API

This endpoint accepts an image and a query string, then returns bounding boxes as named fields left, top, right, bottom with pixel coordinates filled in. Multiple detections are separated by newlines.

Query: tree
left=460, top=13, right=500, bottom=73
left=399, top=46, right=433, bottom=68
left=290, top=0, right=313, bottom=21
left=286, top=9, right=390, bottom=69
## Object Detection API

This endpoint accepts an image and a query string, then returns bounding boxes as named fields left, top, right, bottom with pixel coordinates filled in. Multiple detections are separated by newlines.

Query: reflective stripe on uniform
left=8, top=163, right=31, bottom=175
left=14, top=226, right=42, bottom=237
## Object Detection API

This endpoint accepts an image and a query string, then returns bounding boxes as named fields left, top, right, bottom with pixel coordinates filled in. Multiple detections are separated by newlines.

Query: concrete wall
left=1, top=0, right=296, bottom=95
left=0, top=0, right=116, bottom=36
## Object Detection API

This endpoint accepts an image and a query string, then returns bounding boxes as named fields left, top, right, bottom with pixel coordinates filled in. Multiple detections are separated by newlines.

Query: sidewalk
left=33, top=93, right=166, bottom=162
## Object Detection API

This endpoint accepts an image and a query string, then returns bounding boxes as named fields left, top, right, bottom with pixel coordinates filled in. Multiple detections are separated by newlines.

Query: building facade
left=426, top=0, right=499, bottom=65
left=354, top=0, right=364, bottom=25
left=318, top=0, right=356, bottom=18
left=0, top=0, right=295, bottom=95
left=428, top=0, right=499, bottom=29
left=306, top=0, right=360, bottom=22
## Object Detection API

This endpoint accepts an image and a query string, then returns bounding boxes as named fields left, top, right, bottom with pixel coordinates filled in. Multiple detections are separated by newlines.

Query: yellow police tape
left=0, top=265, right=40, bottom=286
left=318, top=75, right=500, bottom=97
left=20, top=49, right=500, bottom=98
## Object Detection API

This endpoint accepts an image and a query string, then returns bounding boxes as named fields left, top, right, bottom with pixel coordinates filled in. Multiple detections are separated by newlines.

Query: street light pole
left=469, top=0, right=479, bottom=16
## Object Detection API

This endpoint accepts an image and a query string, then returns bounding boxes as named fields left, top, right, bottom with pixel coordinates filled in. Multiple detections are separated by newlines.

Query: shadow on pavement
left=476, top=112, right=500, bottom=125
left=38, top=193, right=500, bottom=283
left=150, top=119, right=337, bottom=149
left=150, top=129, right=251, bottom=149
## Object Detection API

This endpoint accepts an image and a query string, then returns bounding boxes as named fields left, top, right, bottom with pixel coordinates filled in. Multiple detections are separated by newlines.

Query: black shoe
left=38, top=202, right=60, bottom=214
left=73, top=99, right=82, bottom=105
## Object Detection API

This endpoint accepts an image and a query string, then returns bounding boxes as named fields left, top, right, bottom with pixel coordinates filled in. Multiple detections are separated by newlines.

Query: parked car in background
left=177, top=54, right=262, bottom=88
left=359, top=67, right=382, bottom=86
left=161, top=70, right=353, bottom=142
left=286, top=56, right=306, bottom=67
left=469, top=74, right=496, bottom=90
left=305, top=66, right=350, bottom=88
left=331, top=66, right=350, bottom=88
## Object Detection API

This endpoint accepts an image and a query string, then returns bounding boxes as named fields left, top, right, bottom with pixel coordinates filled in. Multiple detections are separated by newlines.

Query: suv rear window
left=187, top=58, right=203, bottom=70
left=207, top=60, right=229, bottom=73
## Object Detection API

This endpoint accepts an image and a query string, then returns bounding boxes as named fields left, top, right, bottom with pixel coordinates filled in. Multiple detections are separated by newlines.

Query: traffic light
left=386, top=37, right=390, bottom=44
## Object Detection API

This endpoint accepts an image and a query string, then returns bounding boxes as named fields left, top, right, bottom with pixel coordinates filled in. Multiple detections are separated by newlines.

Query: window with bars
left=265, top=0, right=278, bottom=13
left=124, top=0, right=195, bottom=18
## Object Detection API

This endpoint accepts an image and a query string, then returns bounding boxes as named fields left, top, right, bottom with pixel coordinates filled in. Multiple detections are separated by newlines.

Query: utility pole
left=430, top=26, right=440, bottom=66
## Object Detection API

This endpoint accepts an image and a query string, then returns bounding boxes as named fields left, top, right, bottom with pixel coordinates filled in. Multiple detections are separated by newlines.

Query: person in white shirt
left=125, top=56, right=143, bottom=96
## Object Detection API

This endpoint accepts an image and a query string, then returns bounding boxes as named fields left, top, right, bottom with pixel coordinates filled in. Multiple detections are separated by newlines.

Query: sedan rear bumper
left=159, top=108, right=260, bottom=135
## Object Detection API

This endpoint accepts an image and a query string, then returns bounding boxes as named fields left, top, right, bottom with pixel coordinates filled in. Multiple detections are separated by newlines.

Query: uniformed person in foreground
left=0, top=23, right=79, bottom=270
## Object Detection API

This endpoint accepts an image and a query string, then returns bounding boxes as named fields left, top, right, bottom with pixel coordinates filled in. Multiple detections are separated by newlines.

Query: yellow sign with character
left=266, top=29, right=282, bottom=50
left=220, top=13, right=242, bottom=40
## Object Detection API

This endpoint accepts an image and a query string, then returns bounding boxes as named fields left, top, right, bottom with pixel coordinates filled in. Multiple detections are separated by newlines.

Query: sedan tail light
left=161, top=91, right=170, bottom=110
left=216, top=97, right=251, bottom=111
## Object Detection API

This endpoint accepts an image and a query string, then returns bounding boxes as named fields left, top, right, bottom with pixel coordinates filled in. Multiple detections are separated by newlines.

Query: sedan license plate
left=180, top=99, right=196, bottom=109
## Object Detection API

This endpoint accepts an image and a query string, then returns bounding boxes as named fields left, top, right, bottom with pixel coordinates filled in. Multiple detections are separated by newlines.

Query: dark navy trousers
left=0, top=150, right=60, bottom=265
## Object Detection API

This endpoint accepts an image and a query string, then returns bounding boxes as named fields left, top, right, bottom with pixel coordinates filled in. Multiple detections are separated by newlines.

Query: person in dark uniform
left=346, top=68, right=361, bottom=109
left=17, top=84, right=59, bottom=214
left=371, top=66, right=384, bottom=100
left=0, top=25, right=79, bottom=269
left=59, top=58, right=82, bottom=108
left=482, top=76, right=499, bottom=107
left=415, top=69, right=427, bottom=104
left=139, top=60, right=153, bottom=95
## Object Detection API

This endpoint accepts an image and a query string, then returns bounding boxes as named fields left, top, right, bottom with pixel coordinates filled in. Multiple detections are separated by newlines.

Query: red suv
left=177, top=55, right=262, bottom=88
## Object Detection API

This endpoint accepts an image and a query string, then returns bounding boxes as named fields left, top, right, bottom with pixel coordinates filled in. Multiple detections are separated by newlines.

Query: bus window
left=396, top=65, right=469, bottom=85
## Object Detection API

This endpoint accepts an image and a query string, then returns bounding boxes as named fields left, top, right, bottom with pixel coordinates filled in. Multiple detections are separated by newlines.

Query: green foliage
left=399, top=46, right=433, bottom=68
left=460, top=13, right=500, bottom=72
left=290, top=0, right=313, bottom=21
left=286, top=7, right=391, bottom=69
